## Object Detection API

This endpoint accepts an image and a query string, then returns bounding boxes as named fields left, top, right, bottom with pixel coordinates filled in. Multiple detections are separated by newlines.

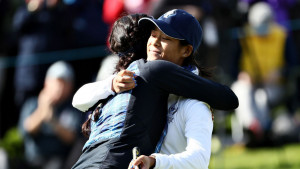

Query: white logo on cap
left=163, top=9, right=176, bottom=18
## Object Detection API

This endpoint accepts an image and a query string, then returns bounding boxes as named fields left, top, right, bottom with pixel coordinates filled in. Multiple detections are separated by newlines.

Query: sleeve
left=152, top=100, right=213, bottom=169
left=72, top=75, right=116, bottom=112
left=145, top=60, right=239, bottom=110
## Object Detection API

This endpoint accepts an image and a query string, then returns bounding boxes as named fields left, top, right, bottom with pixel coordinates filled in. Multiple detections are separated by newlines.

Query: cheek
left=161, top=44, right=171, bottom=56
left=146, top=43, right=151, bottom=55
left=146, top=41, right=152, bottom=52
left=147, top=37, right=153, bottom=46
left=146, top=41, right=151, bottom=49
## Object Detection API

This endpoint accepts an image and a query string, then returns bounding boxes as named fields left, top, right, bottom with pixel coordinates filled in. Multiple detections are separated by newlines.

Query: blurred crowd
left=0, top=0, right=300, bottom=168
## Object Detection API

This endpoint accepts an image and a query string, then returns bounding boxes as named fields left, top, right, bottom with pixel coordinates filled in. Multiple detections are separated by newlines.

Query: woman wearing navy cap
left=72, top=10, right=238, bottom=169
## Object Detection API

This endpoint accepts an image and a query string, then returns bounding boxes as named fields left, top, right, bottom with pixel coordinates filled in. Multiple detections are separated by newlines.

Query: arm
left=145, top=60, right=239, bottom=110
left=23, top=90, right=77, bottom=144
left=129, top=100, right=213, bottom=169
left=24, top=106, right=76, bottom=144
left=153, top=100, right=213, bottom=169
left=72, top=70, right=136, bottom=112
left=23, top=89, right=55, bottom=134
left=72, top=75, right=116, bottom=112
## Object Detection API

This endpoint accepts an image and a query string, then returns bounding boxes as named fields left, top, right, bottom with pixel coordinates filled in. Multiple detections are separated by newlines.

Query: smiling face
left=146, top=27, right=193, bottom=66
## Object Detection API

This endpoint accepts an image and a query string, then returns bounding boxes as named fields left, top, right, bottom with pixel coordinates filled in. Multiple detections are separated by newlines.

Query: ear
left=182, top=45, right=193, bottom=58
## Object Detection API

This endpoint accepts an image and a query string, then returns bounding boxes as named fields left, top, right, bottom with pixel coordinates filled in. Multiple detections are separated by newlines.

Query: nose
left=151, top=36, right=160, bottom=47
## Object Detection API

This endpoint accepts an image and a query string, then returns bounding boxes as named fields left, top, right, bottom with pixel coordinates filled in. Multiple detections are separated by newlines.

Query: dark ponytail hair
left=81, top=103, right=102, bottom=138
left=81, top=96, right=111, bottom=137
left=81, top=14, right=152, bottom=137
left=180, top=40, right=214, bottom=79
left=81, top=114, right=92, bottom=138
left=109, top=13, right=152, bottom=72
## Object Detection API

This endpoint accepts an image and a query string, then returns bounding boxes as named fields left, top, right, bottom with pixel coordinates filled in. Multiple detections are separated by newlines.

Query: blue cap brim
left=139, top=18, right=185, bottom=41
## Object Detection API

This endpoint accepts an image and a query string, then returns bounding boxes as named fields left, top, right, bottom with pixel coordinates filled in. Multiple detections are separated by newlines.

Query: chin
left=147, top=55, right=161, bottom=61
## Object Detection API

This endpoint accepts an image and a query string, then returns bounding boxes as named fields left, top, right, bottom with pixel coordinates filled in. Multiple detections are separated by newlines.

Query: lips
left=148, top=48, right=161, bottom=55
left=147, top=49, right=162, bottom=60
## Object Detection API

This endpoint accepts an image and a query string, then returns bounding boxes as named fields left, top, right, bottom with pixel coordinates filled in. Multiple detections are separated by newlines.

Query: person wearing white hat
left=231, top=2, right=297, bottom=146
left=18, top=61, right=81, bottom=169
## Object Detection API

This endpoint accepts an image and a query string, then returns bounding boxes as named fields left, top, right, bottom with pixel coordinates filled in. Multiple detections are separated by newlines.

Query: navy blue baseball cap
left=139, top=9, right=202, bottom=52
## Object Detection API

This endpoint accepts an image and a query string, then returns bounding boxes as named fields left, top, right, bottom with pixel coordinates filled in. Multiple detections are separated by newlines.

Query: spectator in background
left=18, top=61, right=81, bottom=169
left=150, top=0, right=204, bottom=19
left=0, top=0, right=25, bottom=138
left=95, top=53, right=119, bottom=81
left=64, top=0, right=110, bottom=93
left=12, top=0, right=72, bottom=109
left=231, top=2, right=298, bottom=147
left=67, top=0, right=109, bottom=48
left=102, top=0, right=153, bottom=26
left=237, top=0, right=296, bottom=32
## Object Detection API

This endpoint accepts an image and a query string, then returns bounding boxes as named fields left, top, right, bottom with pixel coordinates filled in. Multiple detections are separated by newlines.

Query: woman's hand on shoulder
left=112, top=70, right=137, bottom=93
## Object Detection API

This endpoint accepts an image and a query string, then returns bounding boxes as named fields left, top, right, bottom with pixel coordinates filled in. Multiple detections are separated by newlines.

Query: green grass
left=209, top=144, right=300, bottom=169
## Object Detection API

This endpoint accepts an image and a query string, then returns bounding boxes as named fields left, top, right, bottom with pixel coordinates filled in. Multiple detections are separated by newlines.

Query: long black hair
left=109, top=13, right=152, bottom=72
left=180, top=40, right=213, bottom=78
left=81, top=13, right=152, bottom=137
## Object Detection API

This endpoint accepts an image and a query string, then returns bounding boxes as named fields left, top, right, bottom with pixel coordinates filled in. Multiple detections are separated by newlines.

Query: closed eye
left=162, top=37, right=171, bottom=40
left=150, top=30, right=158, bottom=38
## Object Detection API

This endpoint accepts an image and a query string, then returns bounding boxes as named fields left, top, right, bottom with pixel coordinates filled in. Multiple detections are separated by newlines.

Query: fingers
left=132, top=155, right=145, bottom=166
left=132, top=155, right=150, bottom=169
left=128, top=155, right=153, bottom=169
left=117, top=70, right=136, bottom=83
left=128, top=161, right=139, bottom=169
left=113, top=76, right=136, bottom=93
left=119, top=75, right=135, bottom=83
left=113, top=70, right=137, bottom=93
left=128, top=160, right=134, bottom=169
left=119, top=70, right=136, bottom=78
left=116, top=83, right=136, bottom=93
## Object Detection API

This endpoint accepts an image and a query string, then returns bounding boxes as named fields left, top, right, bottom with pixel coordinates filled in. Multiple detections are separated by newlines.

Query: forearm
left=152, top=100, right=213, bottom=169
left=147, top=60, right=239, bottom=110
left=152, top=149, right=209, bottom=169
left=151, top=128, right=211, bottom=169
left=72, top=75, right=115, bottom=112
left=23, top=107, right=49, bottom=134
left=172, top=75, right=239, bottom=110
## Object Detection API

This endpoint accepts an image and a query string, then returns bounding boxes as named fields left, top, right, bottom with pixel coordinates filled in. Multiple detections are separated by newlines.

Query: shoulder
left=127, top=60, right=139, bottom=70
left=142, top=60, right=186, bottom=80
left=178, top=99, right=212, bottom=121
left=179, top=99, right=210, bottom=112
left=145, top=60, right=182, bottom=72
left=127, top=59, right=148, bottom=75
left=270, top=23, right=287, bottom=39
